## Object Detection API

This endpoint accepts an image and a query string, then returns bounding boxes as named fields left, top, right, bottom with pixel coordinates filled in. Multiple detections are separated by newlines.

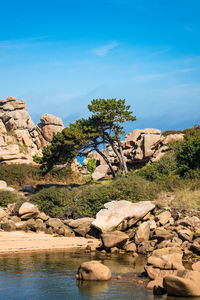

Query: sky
left=0, top=0, right=200, bottom=132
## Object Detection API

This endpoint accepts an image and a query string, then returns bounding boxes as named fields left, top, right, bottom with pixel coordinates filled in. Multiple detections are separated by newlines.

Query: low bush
left=177, top=135, right=200, bottom=178
left=31, top=186, right=76, bottom=217
left=31, top=173, right=160, bottom=217
left=0, top=191, right=22, bottom=207
left=136, top=151, right=178, bottom=182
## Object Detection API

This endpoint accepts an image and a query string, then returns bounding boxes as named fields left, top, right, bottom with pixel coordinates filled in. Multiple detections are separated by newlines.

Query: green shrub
left=31, top=173, right=160, bottom=217
left=49, top=167, right=72, bottom=181
left=137, top=151, right=178, bottom=182
left=30, top=186, right=76, bottom=216
left=177, top=135, right=200, bottom=178
left=74, top=174, right=160, bottom=216
left=0, top=191, right=21, bottom=207
left=87, top=158, right=96, bottom=174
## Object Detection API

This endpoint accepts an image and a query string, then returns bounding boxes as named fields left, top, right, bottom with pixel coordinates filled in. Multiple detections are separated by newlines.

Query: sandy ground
left=0, top=231, right=100, bottom=254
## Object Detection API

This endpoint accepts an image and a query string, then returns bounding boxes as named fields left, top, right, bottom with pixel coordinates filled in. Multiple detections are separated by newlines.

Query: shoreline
left=0, top=231, right=100, bottom=255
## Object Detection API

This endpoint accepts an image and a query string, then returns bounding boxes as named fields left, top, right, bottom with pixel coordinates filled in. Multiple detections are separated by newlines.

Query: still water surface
left=0, top=251, right=198, bottom=300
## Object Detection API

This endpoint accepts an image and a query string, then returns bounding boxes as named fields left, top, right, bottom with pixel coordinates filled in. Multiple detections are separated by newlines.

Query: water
left=0, top=251, right=198, bottom=300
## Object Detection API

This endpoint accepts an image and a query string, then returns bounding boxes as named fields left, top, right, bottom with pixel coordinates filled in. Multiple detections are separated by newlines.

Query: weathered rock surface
left=68, top=218, right=94, bottom=237
left=37, top=113, right=64, bottom=145
left=178, top=228, right=194, bottom=242
left=0, top=97, right=65, bottom=165
left=76, top=261, right=111, bottom=281
left=1, top=220, right=16, bottom=231
left=84, top=128, right=184, bottom=178
left=156, top=211, right=171, bottom=226
left=0, top=207, right=8, bottom=220
left=147, top=247, right=184, bottom=270
left=135, top=221, right=150, bottom=244
left=92, top=200, right=155, bottom=232
left=92, top=165, right=109, bottom=181
left=163, top=274, right=200, bottom=297
left=18, top=202, right=39, bottom=219
left=124, top=242, right=137, bottom=252
left=192, top=261, right=200, bottom=272
left=101, top=231, right=129, bottom=249
left=46, top=218, right=64, bottom=229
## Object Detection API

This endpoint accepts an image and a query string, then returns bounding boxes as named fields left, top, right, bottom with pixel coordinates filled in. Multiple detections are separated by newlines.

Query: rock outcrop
left=0, top=96, right=64, bottom=164
left=84, top=128, right=184, bottom=179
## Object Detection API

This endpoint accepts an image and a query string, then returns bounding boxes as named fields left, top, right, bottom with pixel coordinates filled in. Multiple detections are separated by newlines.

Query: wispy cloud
left=0, top=36, right=49, bottom=49
left=184, top=25, right=192, bottom=32
left=92, top=41, right=118, bottom=56
left=131, top=66, right=199, bottom=83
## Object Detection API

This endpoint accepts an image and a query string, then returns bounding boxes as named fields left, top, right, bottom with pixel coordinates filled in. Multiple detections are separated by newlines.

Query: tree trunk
left=109, top=140, right=123, bottom=171
left=95, top=147, right=116, bottom=178
left=112, top=129, right=128, bottom=175
left=118, top=142, right=128, bottom=175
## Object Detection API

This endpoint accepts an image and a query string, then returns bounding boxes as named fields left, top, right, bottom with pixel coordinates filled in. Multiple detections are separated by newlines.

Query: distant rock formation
left=0, top=96, right=64, bottom=165
left=84, top=128, right=184, bottom=179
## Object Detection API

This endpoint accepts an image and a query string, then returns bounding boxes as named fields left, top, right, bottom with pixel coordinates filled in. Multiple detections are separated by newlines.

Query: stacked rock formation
left=85, top=128, right=184, bottom=180
left=0, top=96, right=64, bottom=164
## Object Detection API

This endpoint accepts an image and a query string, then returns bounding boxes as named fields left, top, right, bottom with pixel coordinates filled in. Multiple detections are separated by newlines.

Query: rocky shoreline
left=0, top=194, right=199, bottom=297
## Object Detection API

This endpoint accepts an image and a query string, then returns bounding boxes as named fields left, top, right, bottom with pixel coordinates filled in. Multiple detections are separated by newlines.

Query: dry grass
left=155, top=189, right=200, bottom=212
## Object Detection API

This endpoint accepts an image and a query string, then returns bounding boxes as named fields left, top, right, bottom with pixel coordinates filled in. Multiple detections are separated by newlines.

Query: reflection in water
left=77, top=280, right=111, bottom=296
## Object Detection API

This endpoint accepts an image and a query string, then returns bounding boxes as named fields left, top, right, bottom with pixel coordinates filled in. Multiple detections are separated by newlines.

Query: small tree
left=37, top=99, right=136, bottom=178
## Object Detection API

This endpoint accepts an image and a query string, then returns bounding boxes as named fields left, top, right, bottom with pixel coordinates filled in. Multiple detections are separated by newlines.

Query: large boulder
left=192, top=261, right=200, bottom=272
left=163, top=134, right=184, bottom=144
left=1, top=220, right=16, bottom=231
left=145, top=265, right=178, bottom=280
left=68, top=218, right=94, bottom=237
left=92, top=165, right=109, bottom=181
left=178, top=228, right=194, bottom=242
left=147, top=247, right=184, bottom=271
left=76, top=261, right=111, bottom=281
left=156, top=211, right=171, bottom=226
left=18, top=202, right=39, bottom=219
left=101, top=231, right=129, bottom=249
left=46, top=218, right=64, bottom=229
left=37, top=113, right=64, bottom=143
left=0, top=207, right=8, bottom=220
left=92, top=200, right=155, bottom=233
left=163, top=274, right=200, bottom=297
left=135, top=221, right=150, bottom=244
left=40, top=114, right=64, bottom=126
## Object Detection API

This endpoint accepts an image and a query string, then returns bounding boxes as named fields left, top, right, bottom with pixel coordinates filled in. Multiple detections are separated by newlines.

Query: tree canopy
left=36, top=99, right=136, bottom=177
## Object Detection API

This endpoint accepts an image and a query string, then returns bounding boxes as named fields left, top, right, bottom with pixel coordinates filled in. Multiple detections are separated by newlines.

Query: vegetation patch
left=0, top=191, right=22, bottom=207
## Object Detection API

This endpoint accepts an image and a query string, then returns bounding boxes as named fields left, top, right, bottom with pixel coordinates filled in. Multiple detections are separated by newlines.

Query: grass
left=155, top=188, right=200, bottom=215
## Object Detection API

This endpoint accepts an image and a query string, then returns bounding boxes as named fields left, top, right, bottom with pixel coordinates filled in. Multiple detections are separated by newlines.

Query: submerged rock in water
left=76, top=260, right=111, bottom=281
left=163, top=274, right=200, bottom=297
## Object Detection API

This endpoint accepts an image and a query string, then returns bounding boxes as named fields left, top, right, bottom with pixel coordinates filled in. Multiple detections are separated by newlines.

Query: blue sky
left=0, top=0, right=200, bottom=132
